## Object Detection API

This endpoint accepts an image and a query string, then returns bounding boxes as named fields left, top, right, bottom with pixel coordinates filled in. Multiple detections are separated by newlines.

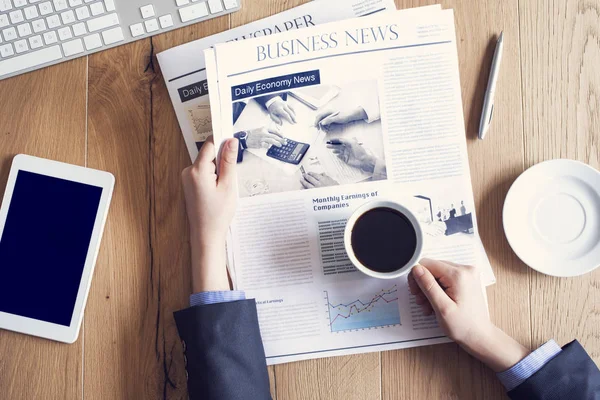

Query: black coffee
left=350, top=207, right=417, bottom=273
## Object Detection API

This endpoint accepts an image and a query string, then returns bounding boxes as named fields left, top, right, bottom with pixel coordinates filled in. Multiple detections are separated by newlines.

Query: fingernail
left=228, top=138, right=238, bottom=151
left=413, top=265, right=425, bottom=277
left=419, top=258, right=433, bottom=265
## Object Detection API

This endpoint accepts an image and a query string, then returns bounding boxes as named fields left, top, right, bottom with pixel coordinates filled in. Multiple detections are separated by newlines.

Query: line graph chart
left=324, top=285, right=401, bottom=332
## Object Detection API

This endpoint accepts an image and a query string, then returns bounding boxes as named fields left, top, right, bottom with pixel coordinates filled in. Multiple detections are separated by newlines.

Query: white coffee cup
left=344, top=199, right=424, bottom=279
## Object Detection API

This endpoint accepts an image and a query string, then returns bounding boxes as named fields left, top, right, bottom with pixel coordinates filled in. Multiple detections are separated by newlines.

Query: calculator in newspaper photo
left=266, top=139, right=310, bottom=165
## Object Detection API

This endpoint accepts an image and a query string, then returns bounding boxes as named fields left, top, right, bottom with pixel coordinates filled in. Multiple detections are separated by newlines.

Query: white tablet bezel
left=0, top=154, right=114, bottom=343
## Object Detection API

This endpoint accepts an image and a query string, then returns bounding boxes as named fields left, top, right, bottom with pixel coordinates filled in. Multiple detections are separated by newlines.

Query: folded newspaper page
left=205, top=8, right=496, bottom=365
left=157, top=0, right=398, bottom=160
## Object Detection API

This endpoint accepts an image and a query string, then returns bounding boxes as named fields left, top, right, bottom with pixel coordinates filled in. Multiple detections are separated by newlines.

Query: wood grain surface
left=0, top=58, right=87, bottom=400
left=519, top=0, right=600, bottom=360
left=0, top=1, right=598, bottom=399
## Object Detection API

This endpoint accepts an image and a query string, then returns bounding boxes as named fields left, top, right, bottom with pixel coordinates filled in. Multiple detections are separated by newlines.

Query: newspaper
left=205, top=8, right=496, bottom=365
left=157, top=0, right=398, bottom=160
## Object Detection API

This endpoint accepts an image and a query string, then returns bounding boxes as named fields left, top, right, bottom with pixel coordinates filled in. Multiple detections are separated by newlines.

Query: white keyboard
left=0, top=0, right=241, bottom=80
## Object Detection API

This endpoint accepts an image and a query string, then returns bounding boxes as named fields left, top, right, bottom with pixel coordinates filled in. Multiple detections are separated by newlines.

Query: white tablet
left=0, top=154, right=114, bottom=343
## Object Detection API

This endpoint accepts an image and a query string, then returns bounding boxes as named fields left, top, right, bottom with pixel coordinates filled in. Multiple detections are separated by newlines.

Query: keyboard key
left=178, top=2, right=207, bottom=23
left=144, top=18, right=157, bottom=32
left=38, top=1, right=53, bottom=15
left=0, top=14, right=8, bottom=28
left=32, top=18, right=46, bottom=32
left=158, top=14, right=172, bottom=28
left=0, top=0, right=12, bottom=13
left=63, top=11, right=82, bottom=26
left=129, top=22, right=143, bottom=37
left=24, top=5, right=39, bottom=19
left=62, top=37, right=83, bottom=56
left=9, top=10, right=24, bottom=24
left=52, top=0, right=67, bottom=11
left=89, top=1, right=103, bottom=16
left=72, top=21, right=85, bottom=35
left=14, top=0, right=27, bottom=6
left=14, top=39, right=28, bottom=53
left=2, top=26, right=17, bottom=40
left=223, top=0, right=237, bottom=10
left=57, top=25, right=71, bottom=40
left=139, top=4, right=153, bottom=18
left=68, top=0, right=82, bottom=6
left=75, top=5, right=89, bottom=19
left=101, top=25, right=122, bottom=44
left=207, top=0, right=223, bottom=14
left=103, top=0, right=114, bottom=11
left=28, top=34, right=43, bottom=48
left=60, top=9, right=75, bottom=23
left=17, top=22, right=31, bottom=36
left=46, top=14, right=60, bottom=28
left=42, top=29, right=56, bottom=43
left=86, top=12, right=117, bottom=32
left=0, top=43, right=14, bottom=57
left=175, top=0, right=189, bottom=6
left=82, top=31, right=100, bottom=49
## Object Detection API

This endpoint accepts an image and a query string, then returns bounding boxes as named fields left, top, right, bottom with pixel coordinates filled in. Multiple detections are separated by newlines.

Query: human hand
left=409, top=259, right=530, bottom=372
left=314, top=104, right=367, bottom=127
left=327, top=138, right=376, bottom=172
left=181, top=136, right=238, bottom=293
left=246, top=126, right=287, bottom=149
left=300, top=172, right=339, bottom=189
left=267, top=98, right=297, bottom=125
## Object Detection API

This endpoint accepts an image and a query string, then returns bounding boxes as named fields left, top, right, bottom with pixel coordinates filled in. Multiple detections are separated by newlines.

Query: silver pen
left=479, top=31, right=504, bottom=140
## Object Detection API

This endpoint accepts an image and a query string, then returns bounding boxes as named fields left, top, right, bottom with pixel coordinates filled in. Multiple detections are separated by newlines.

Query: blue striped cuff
left=190, top=291, right=246, bottom=307
left=497, top=339, right=562, bottom=391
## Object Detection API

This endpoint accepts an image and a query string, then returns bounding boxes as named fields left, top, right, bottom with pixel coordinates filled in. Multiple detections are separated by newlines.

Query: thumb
left=314, top=109, right=330, bottom=126
left=319, top=114, right=339, bottom=126
left=218, top=138, right=238, bottom=187
left=411, top=264, right=454, bottom=315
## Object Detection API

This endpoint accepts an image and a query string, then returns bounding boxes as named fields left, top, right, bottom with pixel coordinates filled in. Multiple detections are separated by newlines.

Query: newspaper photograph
left=157, top=0, right=399, bottom=160
left=205, top=7, right=495, bottom=365
left=231, top=79, right=388, bottom=197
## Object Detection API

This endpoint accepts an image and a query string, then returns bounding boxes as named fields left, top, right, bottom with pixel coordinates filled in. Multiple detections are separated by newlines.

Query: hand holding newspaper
left=203, top=6, right=496, bottom=365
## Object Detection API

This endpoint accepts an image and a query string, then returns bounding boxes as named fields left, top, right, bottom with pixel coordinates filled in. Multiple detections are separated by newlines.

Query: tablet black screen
left=0, top=171, right=103, bottom=327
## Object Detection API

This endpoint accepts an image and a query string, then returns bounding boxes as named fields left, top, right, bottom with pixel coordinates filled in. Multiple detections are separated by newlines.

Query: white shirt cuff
left=264, top=96, right=282, bottom=109
left=497, top=339, right=562, bottom=391
left=189, top=291, right=246, bottom=307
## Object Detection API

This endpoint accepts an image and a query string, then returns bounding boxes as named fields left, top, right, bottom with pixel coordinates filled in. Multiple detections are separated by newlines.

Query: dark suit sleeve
left=174, top=299, right=272, bottom=400
left=255, top=93, right=288, bottom=109
left=508, top=340, right=600, bottom=399
left=232, top=101, right=247, bottom=125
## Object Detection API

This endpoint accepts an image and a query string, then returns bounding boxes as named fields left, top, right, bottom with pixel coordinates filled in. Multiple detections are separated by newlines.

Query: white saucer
left=503, top=159, right=600, bottom=277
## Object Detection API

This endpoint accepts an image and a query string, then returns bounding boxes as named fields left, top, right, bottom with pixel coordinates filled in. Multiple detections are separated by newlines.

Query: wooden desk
left=0, top=1, right=598, bottom=399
